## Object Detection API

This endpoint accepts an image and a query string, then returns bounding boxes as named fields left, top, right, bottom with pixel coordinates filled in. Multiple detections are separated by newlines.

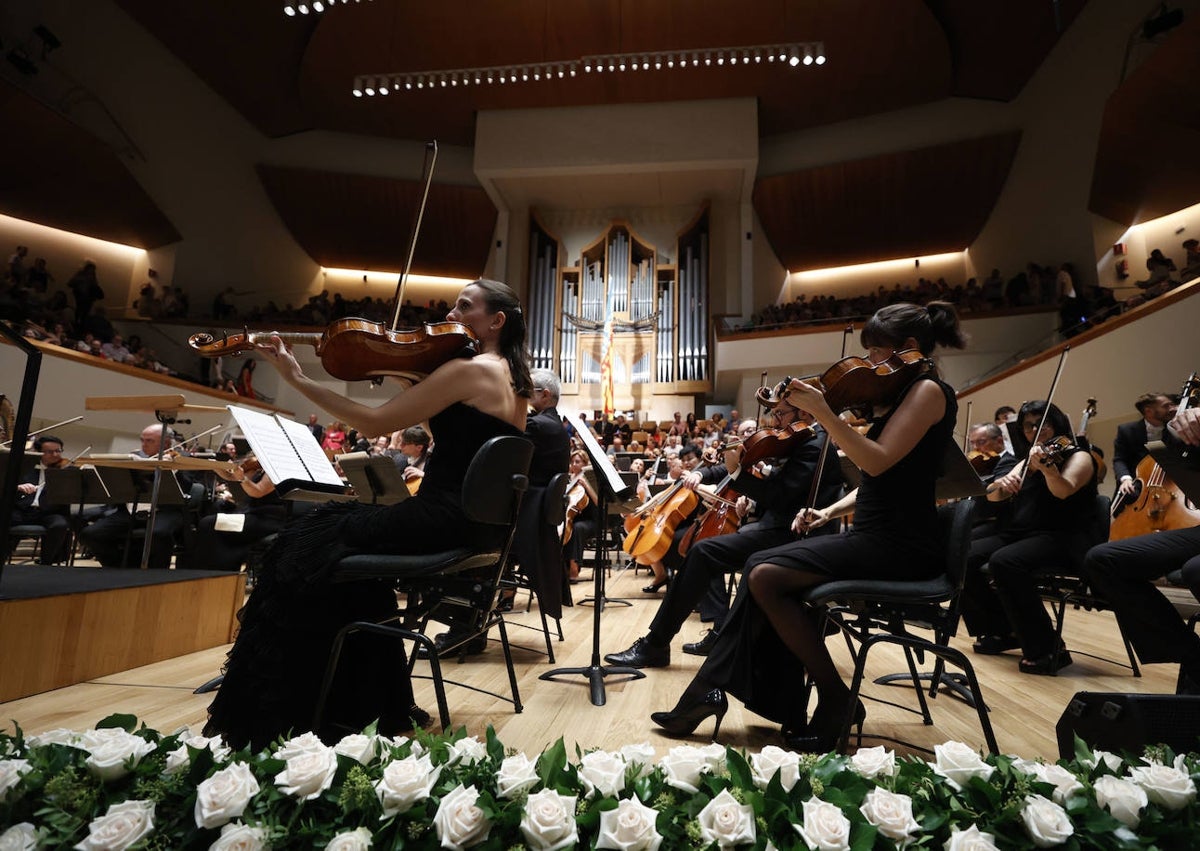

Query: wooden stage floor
left=0, top=563, right=1181, bottom=761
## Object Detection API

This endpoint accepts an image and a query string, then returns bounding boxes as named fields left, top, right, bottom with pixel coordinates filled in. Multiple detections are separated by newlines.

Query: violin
left=967, top=449, right=1001, bottom=477
left=782, top=350, right=933, bottom=414
left=188, top=318, right=478, bottom=382
left=559, top=477, right=591, bottom=544
left=737, top=422, right=817, bottom=468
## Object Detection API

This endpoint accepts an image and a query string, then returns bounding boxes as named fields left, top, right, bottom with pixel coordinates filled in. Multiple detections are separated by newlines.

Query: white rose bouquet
left=1, top=715, right=1199, bottom=849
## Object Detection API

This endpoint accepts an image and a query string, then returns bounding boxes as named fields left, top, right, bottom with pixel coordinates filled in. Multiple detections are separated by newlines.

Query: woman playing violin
left=205, top=279, right=531, bottom=750
left=563, top=449, right=600, bottom=583
left=651, top=302, right=965, bottom=750
left=960, top=400, right=1099, bottom=675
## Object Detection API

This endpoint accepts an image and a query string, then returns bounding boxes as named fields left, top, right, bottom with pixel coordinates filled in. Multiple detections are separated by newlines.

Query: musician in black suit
left=9, top=435, right=72, bottom=564
left=305, top=413, right=325, bottom=445
left=77, top=424, right=193, bottom=569
left=604, top=397, right=844, bottom=668
left=1113, top=392, right=1176, bottom=501
left=1085, top=405, right=1200, bottom=694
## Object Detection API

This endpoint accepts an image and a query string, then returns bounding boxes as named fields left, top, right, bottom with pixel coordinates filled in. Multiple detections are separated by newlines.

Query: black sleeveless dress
left=205, top=403, right=522, bottom=750
left=695, top=375, right=957, bottom=725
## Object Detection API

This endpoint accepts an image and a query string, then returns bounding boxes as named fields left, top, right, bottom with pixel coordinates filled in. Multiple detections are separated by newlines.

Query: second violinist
left=960, top=400, right=1100, bottom=675
left=650, top=301, right=965, bottom=749
left=606, top=400, right=845, bottom=668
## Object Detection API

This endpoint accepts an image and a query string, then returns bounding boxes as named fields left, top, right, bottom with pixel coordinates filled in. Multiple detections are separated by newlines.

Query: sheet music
left=275, top=414, right=344, bottom=487
left=226, top=405, right=340, bottom=491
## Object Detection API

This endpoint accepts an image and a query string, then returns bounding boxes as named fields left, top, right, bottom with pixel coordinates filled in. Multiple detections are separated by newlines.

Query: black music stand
left=539, top=422, right=640, bottom=706
left=872, top=440, right=987, bottom=705
left=338, top=452, right=410, bottom=505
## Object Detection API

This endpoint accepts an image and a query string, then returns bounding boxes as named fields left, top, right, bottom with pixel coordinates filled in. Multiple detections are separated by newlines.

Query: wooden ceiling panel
left=0, top=80, right=180, bottom=249
left=256, top=166, right=497, bottom=279
left=1089, top=17, right=1200, bottom=225
left=753, top=132, right=1022, bottom=271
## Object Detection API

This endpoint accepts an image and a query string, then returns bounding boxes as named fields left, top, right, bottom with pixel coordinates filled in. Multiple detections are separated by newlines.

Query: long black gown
left=205, top=403, right=522, bottom=750
left=696, top=375, right=957, bottom=726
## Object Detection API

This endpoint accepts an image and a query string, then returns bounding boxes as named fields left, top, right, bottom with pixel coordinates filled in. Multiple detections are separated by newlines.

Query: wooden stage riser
left=0, top=575, right=244, bottom=702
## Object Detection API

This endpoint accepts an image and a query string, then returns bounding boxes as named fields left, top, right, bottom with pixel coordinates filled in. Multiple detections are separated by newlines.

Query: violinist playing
left=966, top=422, right=1019, bottom=541
left=562, top=449, right=600, bottom=583
left=605, top=398, right=844, bottom=669
left=1084, top=401, right=1200, bottom=694
left=9, top=434, right=71, bottom=565
left=651, top=302, right=966, bottom=750
left=204, top=279, right=531, bottom=751
left=961, top=401, right=1100, bottom=675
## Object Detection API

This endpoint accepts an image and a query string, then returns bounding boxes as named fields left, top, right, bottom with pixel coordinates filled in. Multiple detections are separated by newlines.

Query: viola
left=559, top=478, right=591, bottom=544
left=1076, top=398, right=1108, bottom=484
left=783, top=350, right=933, bottom=414
left=737, top=422, right=816, bottom=468
left=188, top=318, right=478, bottom=381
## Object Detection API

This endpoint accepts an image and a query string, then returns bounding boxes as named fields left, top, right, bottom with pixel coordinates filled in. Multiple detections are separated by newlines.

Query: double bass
left=1109, top=374, right=1200, bottom=540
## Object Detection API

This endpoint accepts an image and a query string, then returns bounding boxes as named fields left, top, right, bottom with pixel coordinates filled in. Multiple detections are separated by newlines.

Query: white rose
left=78, top=729, right=157, bottom=782
left=0, top=822, right=38, bottom=851
left=495, top=753, right=540, bottom=799
left=1083, top=750, right=1124, bottom=773
left=195, top=762, right=261, bottom=829
left=1020, top=794, right=1074, bottom=848
left=579, top=751, right=627, bottom=798
left=849, top=745, right=898, bottom=780
left=659, top=746, right=710, bottom=794
left=432, top=784, right=492, bottom=850
left=74, top=800, right=155, bottom=851
left=1025, top=763, right=1084, bottom=806
left=519, top=789, right=578, bottom=851
left=208, top=821, right=268, bottom=851
left=596, top=797, right=663, bottom=851
left=795, top=797, right=851, bottom=851
left=165, top=734, right=232, bottom=775
left=27, top=728, right=80, bottom=748
left=931, top=742, right=994, bottom=791
left=0, top=760, right=32, bottom=802
left=619, top=743, right=656, bottom=778
left=447, top=737, right=487, bottom=765
left=374, top=754, right=440, bottom=817
left=324, top=826, right=373, bottom=850
left=749, top=746, right=801, bottom=792
left=379, top=736, right=424, bottom=758
left=697, top=742, right=728, bottom=773
left=334, top=734, right=379, bottom=765
left=943, top=824, right=999, bottom=850
left=1093, top=775, right=1147, bottom=828
left=1129, top=762, right=1197, bottom=810
left=860, top=788, right=920, bottom=845
left=273, top=732, right=327, bottom=761
left=275, top=745, right=338, bottom=801
left=697, top=788, right=756, bottom=850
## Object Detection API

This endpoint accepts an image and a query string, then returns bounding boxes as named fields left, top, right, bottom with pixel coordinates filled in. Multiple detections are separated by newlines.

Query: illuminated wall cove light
left=283, top=0, right=371, bottom=16
left=352, top=41, right=826, bottom=97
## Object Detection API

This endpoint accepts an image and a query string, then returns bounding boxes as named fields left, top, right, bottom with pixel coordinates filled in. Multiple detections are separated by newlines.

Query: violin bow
left=1016, top=345, right=1070, bottom=490
left=390, top=140, right=439, bottom=331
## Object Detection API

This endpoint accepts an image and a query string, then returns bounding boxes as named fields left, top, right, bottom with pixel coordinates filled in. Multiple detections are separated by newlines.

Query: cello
left=1109, top=374, right=1200, bottom=540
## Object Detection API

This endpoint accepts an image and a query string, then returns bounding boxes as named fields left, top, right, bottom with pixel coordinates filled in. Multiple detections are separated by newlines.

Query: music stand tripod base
left=539, top=663, right=645, bottom=707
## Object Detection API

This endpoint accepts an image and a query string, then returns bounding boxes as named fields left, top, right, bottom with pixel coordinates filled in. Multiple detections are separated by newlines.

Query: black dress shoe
left=683, top=629, right=719, bottom=656
left=604, top=636, right=669, bottom=668
left=419, top=631, right=488, bottom=659
left=642, top=578, right=669, bottom=593
left=650, top=688, right=728, bottom=738
left=784, top=699, right=866, bottom=753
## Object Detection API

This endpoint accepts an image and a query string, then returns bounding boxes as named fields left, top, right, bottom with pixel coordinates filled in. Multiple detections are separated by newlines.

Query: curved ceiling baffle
left=256, top=166, right=498, bottom=280
left=753, top=132, right=1023, bottom=272
left=1088, top=14, right=1200, bottom=226
left=0, top=79, right=179, bottom=249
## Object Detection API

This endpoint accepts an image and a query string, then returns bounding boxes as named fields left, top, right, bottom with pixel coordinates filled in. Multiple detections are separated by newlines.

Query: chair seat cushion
left=334, top=549, right=501, bottom=582
left=803, top=576, right=954, bottom=606
left=9, top=525, right=47, bottom=535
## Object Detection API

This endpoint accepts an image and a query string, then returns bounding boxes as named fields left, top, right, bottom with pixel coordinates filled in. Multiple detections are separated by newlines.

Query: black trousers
left=79, top=506, right=185, bottom=569
left=646, top=522, right=795, bottom=643
left=10, top=507, right=71, bottom=563
left=966, top=530, right=1092, bottom=659
left=1083, top=527, right=1200, bottom=667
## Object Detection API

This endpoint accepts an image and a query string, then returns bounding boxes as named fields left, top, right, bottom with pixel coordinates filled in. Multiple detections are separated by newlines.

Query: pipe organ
left=526, top=212, right=711, bottom=413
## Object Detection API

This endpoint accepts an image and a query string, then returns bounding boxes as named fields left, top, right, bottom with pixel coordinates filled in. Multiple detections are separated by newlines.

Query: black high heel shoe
left=650, top=688, right=728, bottom=738
left=784, top=699, right=866, bottom=753
left=642, top=577, right=669, bottom=593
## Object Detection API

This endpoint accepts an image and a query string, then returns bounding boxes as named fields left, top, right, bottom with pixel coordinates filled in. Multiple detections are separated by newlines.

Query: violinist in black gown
left=650, top=302, right=966, bottom=751
left=205, top=280, right=531, bottom=750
